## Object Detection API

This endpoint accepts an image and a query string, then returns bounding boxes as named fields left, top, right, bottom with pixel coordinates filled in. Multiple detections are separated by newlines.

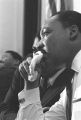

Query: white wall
left=41, top=0, right=48, bottom=27
left=73, top=0, right=81, bottom=13
left=0, top=0, right=24, bottom=56
left=41, top=0, right=73, bottom=27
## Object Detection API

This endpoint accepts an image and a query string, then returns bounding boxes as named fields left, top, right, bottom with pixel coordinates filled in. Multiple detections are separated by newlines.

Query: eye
left=40, top=28, right=52, bottom=39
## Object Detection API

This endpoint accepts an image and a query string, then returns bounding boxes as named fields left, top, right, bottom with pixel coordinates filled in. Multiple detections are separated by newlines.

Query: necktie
left=66, top=69, right=75, bottom=120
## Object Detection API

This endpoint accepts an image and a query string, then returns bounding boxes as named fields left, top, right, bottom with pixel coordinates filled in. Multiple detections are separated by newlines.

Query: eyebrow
left=42, top=27, right=49, bottom=32
left=40, top=27, right=53, bottom=37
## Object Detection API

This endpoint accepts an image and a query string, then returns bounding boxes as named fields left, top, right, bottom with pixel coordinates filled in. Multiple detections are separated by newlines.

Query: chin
left=38, top=51, right=57, bottom=78
left=41, top=65, right=54, bottom=79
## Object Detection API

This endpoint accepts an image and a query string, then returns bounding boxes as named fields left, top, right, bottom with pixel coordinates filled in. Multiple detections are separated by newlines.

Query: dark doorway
left=23, top=0, right=41, bottom=57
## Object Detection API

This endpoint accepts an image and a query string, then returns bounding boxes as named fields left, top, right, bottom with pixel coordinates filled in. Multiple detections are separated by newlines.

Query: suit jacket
left=3, top=69, right=24, bottom=113
left=0, top=66, right=17, bottom=103
left=41, top=68, right=75, bottom=108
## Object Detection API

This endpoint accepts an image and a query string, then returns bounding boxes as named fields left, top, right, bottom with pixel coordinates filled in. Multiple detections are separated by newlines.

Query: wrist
left=26, top=79, right=39, bottom=90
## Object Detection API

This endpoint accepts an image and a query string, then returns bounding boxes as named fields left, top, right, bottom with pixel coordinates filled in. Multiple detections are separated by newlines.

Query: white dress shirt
left=15, top=50, right=81, bottom=120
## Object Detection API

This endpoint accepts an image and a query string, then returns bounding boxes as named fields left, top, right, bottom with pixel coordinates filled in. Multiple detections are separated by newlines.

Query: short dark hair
left=5, top=50, right=22, bottom=62
left=57, top=10, right=81, bottom=32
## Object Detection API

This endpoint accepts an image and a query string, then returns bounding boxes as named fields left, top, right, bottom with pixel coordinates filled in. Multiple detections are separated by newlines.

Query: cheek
left=46, top=38, right=66, bottom=65
left=46, top=37, right=58, bottom=55
left=46, top=32, right=67, bottom=57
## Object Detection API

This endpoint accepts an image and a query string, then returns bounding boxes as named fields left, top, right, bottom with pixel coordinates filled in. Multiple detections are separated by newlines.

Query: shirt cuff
left=18, top=87, right=40, bottom=107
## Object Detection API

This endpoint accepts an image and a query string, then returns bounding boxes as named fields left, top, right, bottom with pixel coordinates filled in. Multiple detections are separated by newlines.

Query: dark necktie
left=66, top=69, right=75, bottom=120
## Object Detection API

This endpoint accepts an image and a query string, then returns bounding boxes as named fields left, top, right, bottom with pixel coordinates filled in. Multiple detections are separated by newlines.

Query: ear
left=69, top=25, right=79, bottom=41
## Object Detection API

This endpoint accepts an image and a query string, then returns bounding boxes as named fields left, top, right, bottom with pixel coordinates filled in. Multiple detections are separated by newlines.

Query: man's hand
left=19, top=60, right=29, bottom=81
left=19, top=51, right=43, bottom=90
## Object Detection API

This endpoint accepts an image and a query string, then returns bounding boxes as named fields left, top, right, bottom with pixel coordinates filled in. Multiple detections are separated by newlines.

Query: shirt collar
left=71, top=50, right=81, bottom=72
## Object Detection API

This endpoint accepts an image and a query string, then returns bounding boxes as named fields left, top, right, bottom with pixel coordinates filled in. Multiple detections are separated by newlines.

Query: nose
left=37, top=40, right=44, bottom=50
left=37, top=40, right=48, bottom=54
left=32, top=40, right=45, bottom=52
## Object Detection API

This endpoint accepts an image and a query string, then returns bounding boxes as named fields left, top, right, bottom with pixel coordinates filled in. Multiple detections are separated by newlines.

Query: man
left=0, top=51, right=22, bottom=68
left=16, top=10, right=81, bottom=120
left=0, top=53, right=32, bottom=113
left=0, top=51, right=22, bottom=120
left=0, top=50, right=22, bottom=103
left=0, top=53, right=32, bottom=120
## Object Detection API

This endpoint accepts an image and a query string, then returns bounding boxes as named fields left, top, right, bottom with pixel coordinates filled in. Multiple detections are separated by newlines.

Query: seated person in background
left=0, top=50, right=22, bottom=103
left=0, top=50, right=22, bottom=69
left=3, top=53, right=33, bottom=112
left=0, top=50, right=22, bottom=120
left=0, top=53, right=32, bottom=120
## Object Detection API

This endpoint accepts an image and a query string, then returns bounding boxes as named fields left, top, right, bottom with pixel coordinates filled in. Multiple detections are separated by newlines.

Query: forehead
left=0, top=53, right=12, bottom=59
left=41, top=15, right=62, bottom=31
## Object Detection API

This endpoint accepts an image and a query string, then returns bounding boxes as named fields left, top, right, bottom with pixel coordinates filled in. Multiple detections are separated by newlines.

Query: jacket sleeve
left=0, top=69, right=24, bottom=113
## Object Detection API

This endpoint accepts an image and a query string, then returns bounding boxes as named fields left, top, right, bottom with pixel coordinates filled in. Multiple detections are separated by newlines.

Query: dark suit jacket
left=41, top=68, right=75, bottom=108
left=41, top=69, right=69, bottom=107
left=0, top=66, right=17, bottom=103
left=3, top=69, right=24, bottom=112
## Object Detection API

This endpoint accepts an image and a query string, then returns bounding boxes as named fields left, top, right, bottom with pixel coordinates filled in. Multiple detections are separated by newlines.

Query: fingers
left=23, top=60, right=30, bottom=74
left=19, top=61, right=29, bottom=80
left=28, top=71, right=38, bottom=82
left=31, top=51, right=43, bottom=71
left=19, top=52, right=43, bottom=82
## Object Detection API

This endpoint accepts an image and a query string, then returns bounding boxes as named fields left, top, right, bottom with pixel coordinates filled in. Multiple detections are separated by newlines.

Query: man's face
left=0, top=52, right=16, bottom=67
left=40, top=15, right=71, bottom=77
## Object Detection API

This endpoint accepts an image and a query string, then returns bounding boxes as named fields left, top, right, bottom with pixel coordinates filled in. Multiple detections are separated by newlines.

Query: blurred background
left=0, top=0, right=81, bottom=57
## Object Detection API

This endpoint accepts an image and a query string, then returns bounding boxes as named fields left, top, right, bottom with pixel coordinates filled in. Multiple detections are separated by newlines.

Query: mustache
left=32, top=39, right=47, bottom=54
left=32, top=47, right=47, bottom=55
